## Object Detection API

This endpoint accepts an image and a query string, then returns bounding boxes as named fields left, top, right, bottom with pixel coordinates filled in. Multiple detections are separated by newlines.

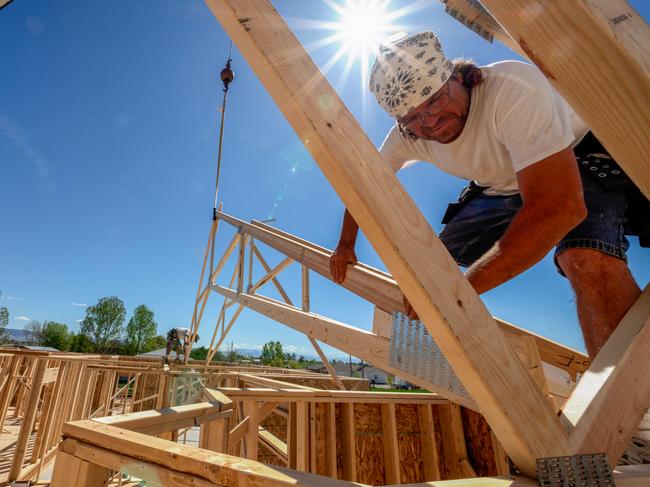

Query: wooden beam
left=205, top=0, right=570, bottom=470
left=211, top=286, right=474, bottom=409
left=9, top=358, right=46, bottom=482
left=340, top=403, right=357, bottom=481
left=563, top=286, right=650, bottom=465
left=60, top=438, right=215, bottom=487
left=220, top=210, right=590, bottom=379
left=61, top=424, right=360, bottom=487
left=50, top=450, right=109, bottom=487
left=381, top=403, right=401, bottom=484
left=243, top=401, right=260, bottom=460
left=437, top=404, right=471, bottom=480
left=480, top=0, right=650, bottom=198
left=418, top=404, right=442, bottom=481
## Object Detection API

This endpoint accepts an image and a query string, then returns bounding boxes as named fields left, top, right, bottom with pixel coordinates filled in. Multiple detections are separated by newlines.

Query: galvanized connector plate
left=389, top=312, right=470, bottom=400
left=537, top=453, right=615, bottom=487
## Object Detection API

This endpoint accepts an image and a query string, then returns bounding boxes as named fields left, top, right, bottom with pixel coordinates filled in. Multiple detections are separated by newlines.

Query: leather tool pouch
left=441, top=181, right=488, bottom=225
left=574, top=132, right=650, bottom=247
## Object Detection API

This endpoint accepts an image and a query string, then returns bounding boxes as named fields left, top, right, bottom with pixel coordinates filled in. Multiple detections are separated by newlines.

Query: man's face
left=398, top=75, right=470, bottom=144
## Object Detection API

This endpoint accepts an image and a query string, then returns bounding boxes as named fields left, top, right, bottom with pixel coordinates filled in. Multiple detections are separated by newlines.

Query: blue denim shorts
left=439, top=170, right=629, bottom=275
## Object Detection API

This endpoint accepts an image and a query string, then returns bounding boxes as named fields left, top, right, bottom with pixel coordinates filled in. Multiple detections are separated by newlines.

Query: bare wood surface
left=481, top=0, right=650, bottom=198
left=219, top=211, right=590, bottom=379
left=563, top=286, right=650, bottom=465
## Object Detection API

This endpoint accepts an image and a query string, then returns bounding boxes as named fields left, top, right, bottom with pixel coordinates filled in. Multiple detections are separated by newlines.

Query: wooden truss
left=196, top=0, right=650, bottom=478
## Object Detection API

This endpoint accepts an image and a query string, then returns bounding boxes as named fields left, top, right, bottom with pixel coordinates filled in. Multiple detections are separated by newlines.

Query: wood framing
left=480, top=0, right=650, bottom=198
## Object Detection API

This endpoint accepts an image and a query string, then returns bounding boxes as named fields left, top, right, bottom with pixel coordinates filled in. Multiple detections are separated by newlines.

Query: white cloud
left=3, top=296, right=26, bottom=301
left=72, top=302, right=87, bottom=307
left=75, top=319, right=83, bottom=323
left=14, top=316, right=30, bottom=321
left=0, top=114, right=53, bottom=190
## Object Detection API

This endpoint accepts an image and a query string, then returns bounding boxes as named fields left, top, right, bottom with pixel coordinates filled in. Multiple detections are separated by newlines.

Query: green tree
left=0, top=291, right=9, bottom=344
left=190, top=346, right=208, bottom=361
left=125, top=305, right=157, bottom=355
left=260, top=340, right=286, bottom=367
left=41, top=321, right=72, bottom=351
left=70, top=333, right=94, bottom=353
left=80, top=296, right=126, bottom=353
left=144, top=335, right=167, bottom=353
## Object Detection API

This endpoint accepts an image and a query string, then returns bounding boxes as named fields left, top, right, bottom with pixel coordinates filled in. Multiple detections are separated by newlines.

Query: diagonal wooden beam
left=480, top=0, right=650, bottom=198
left=205, top=0, right=569, bottom=474
left=219, top=210, right=590, bottom=379
left=562, top=285, right=650, bottom=466
left=211, top=284, right=477, bottom=409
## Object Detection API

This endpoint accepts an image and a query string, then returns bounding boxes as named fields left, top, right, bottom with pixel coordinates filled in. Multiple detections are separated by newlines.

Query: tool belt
left=440, top=132, right=649, bottom=247
left=441, top=180, right=488, bottom=225
left=574, top=132, right=650, bottom=247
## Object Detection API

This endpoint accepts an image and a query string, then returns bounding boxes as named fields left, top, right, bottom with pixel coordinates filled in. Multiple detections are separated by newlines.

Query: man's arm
left=330, top=209, right=360, bottom=283
left=464, top=146, right=587, bottom=294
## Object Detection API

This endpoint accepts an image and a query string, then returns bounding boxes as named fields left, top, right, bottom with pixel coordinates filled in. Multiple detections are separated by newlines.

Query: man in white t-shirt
left=329, top=31, right=643, bottom=359
left=164, top=327, right=197, bottom=363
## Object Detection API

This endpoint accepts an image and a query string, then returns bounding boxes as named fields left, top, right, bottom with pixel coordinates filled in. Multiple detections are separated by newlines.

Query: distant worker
left=330, top=31, right=648, bottom=359
left=164, top=327, right=198, bottom=364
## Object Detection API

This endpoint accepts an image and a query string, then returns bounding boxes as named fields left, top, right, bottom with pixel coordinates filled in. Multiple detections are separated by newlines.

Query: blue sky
left=1, top=0, right=648, bottom=358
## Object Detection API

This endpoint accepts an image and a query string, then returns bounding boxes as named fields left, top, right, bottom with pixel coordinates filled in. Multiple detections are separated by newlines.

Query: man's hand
left=330, top=244, right=357, bottom=284
left=403, top=294, right=419, bottom=321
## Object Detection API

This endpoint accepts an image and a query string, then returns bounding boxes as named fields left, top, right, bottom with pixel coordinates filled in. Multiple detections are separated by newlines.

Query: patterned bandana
left=369, top=31, right=454, bottom=119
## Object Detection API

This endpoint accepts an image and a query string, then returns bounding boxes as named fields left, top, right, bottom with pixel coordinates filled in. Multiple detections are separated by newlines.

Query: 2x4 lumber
left=220, top=211, right=590, bottom=379
left=562, top=285, right=650, bottom=465
left=250, top=242, right=294, bottom=305
left=211, top=286, right=476, bottom=409
left=243, top=401, right=260, bottom=460
left=8, top=358, right=46, bottom=481
left=203, top=387, right=235, bottom=410
left=381, top=403, right=401, bottom=484
left=62, top=420, right=367, bottom=486
left=480, top=0, right=650, bottom=198
left=325, top=403, right=337, bottom=478
left=291, top=402, right=310, bottom=472
left=309, top=337, right=346, bottom=390
left=437, top=404, right=472, bottom=480
left=418, top=404, right=442, bottom=481
left=340, top=403, right=357, bottom=481
left=228, top=415, right=250, bottom=450
left=50, top=450, right=109, bottom=487
left=200, top=417, right=230, bottom=453
left=92, top=402, right=224, bottom=434
left=59, top=438, right=215, bottom=487
left=205, top=0, right=570, bottom=475
left=259, top=427, right=289, bottom=463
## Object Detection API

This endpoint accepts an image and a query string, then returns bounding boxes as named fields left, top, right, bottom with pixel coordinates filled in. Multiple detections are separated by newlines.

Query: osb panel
left=461, top=407, right=498, bottom=476
left=335, top=402, right=344, bottom=479
left=354, top=403, right=385, bottom=485
left=260, top=410, right=287, bottom=443
left=395, top=403, right=423, bottom=483
left=257, top=442, right=285, bottom=467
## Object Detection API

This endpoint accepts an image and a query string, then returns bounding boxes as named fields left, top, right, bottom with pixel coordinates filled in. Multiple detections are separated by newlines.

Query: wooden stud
left=437, top=404, right=472, bottom=480
left=340, top=403, right=356, bottom=481
left=418, top=404, right=441, bottom=481
left=50, top=450, right=109, bottom=487
left=381, top=403, right=401, bottom=484
left=8, top=358, right=47, bottom=481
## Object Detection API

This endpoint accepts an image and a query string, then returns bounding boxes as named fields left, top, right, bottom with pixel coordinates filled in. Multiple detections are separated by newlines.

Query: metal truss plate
left=537, top=453, right=615, bottom=487
left=388, top=312, right=471, bottom=400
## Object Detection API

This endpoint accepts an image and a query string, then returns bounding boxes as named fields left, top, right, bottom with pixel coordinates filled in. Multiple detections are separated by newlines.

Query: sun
left=333, top=0, right=395, bottom=63
left=296, top=0, right=429, bottom=92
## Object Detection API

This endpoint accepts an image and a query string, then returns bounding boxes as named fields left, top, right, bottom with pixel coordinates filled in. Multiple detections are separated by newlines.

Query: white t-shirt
left=379, top=61, right=590, bottom=195
left=175, top=327, right=190, bottom=339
